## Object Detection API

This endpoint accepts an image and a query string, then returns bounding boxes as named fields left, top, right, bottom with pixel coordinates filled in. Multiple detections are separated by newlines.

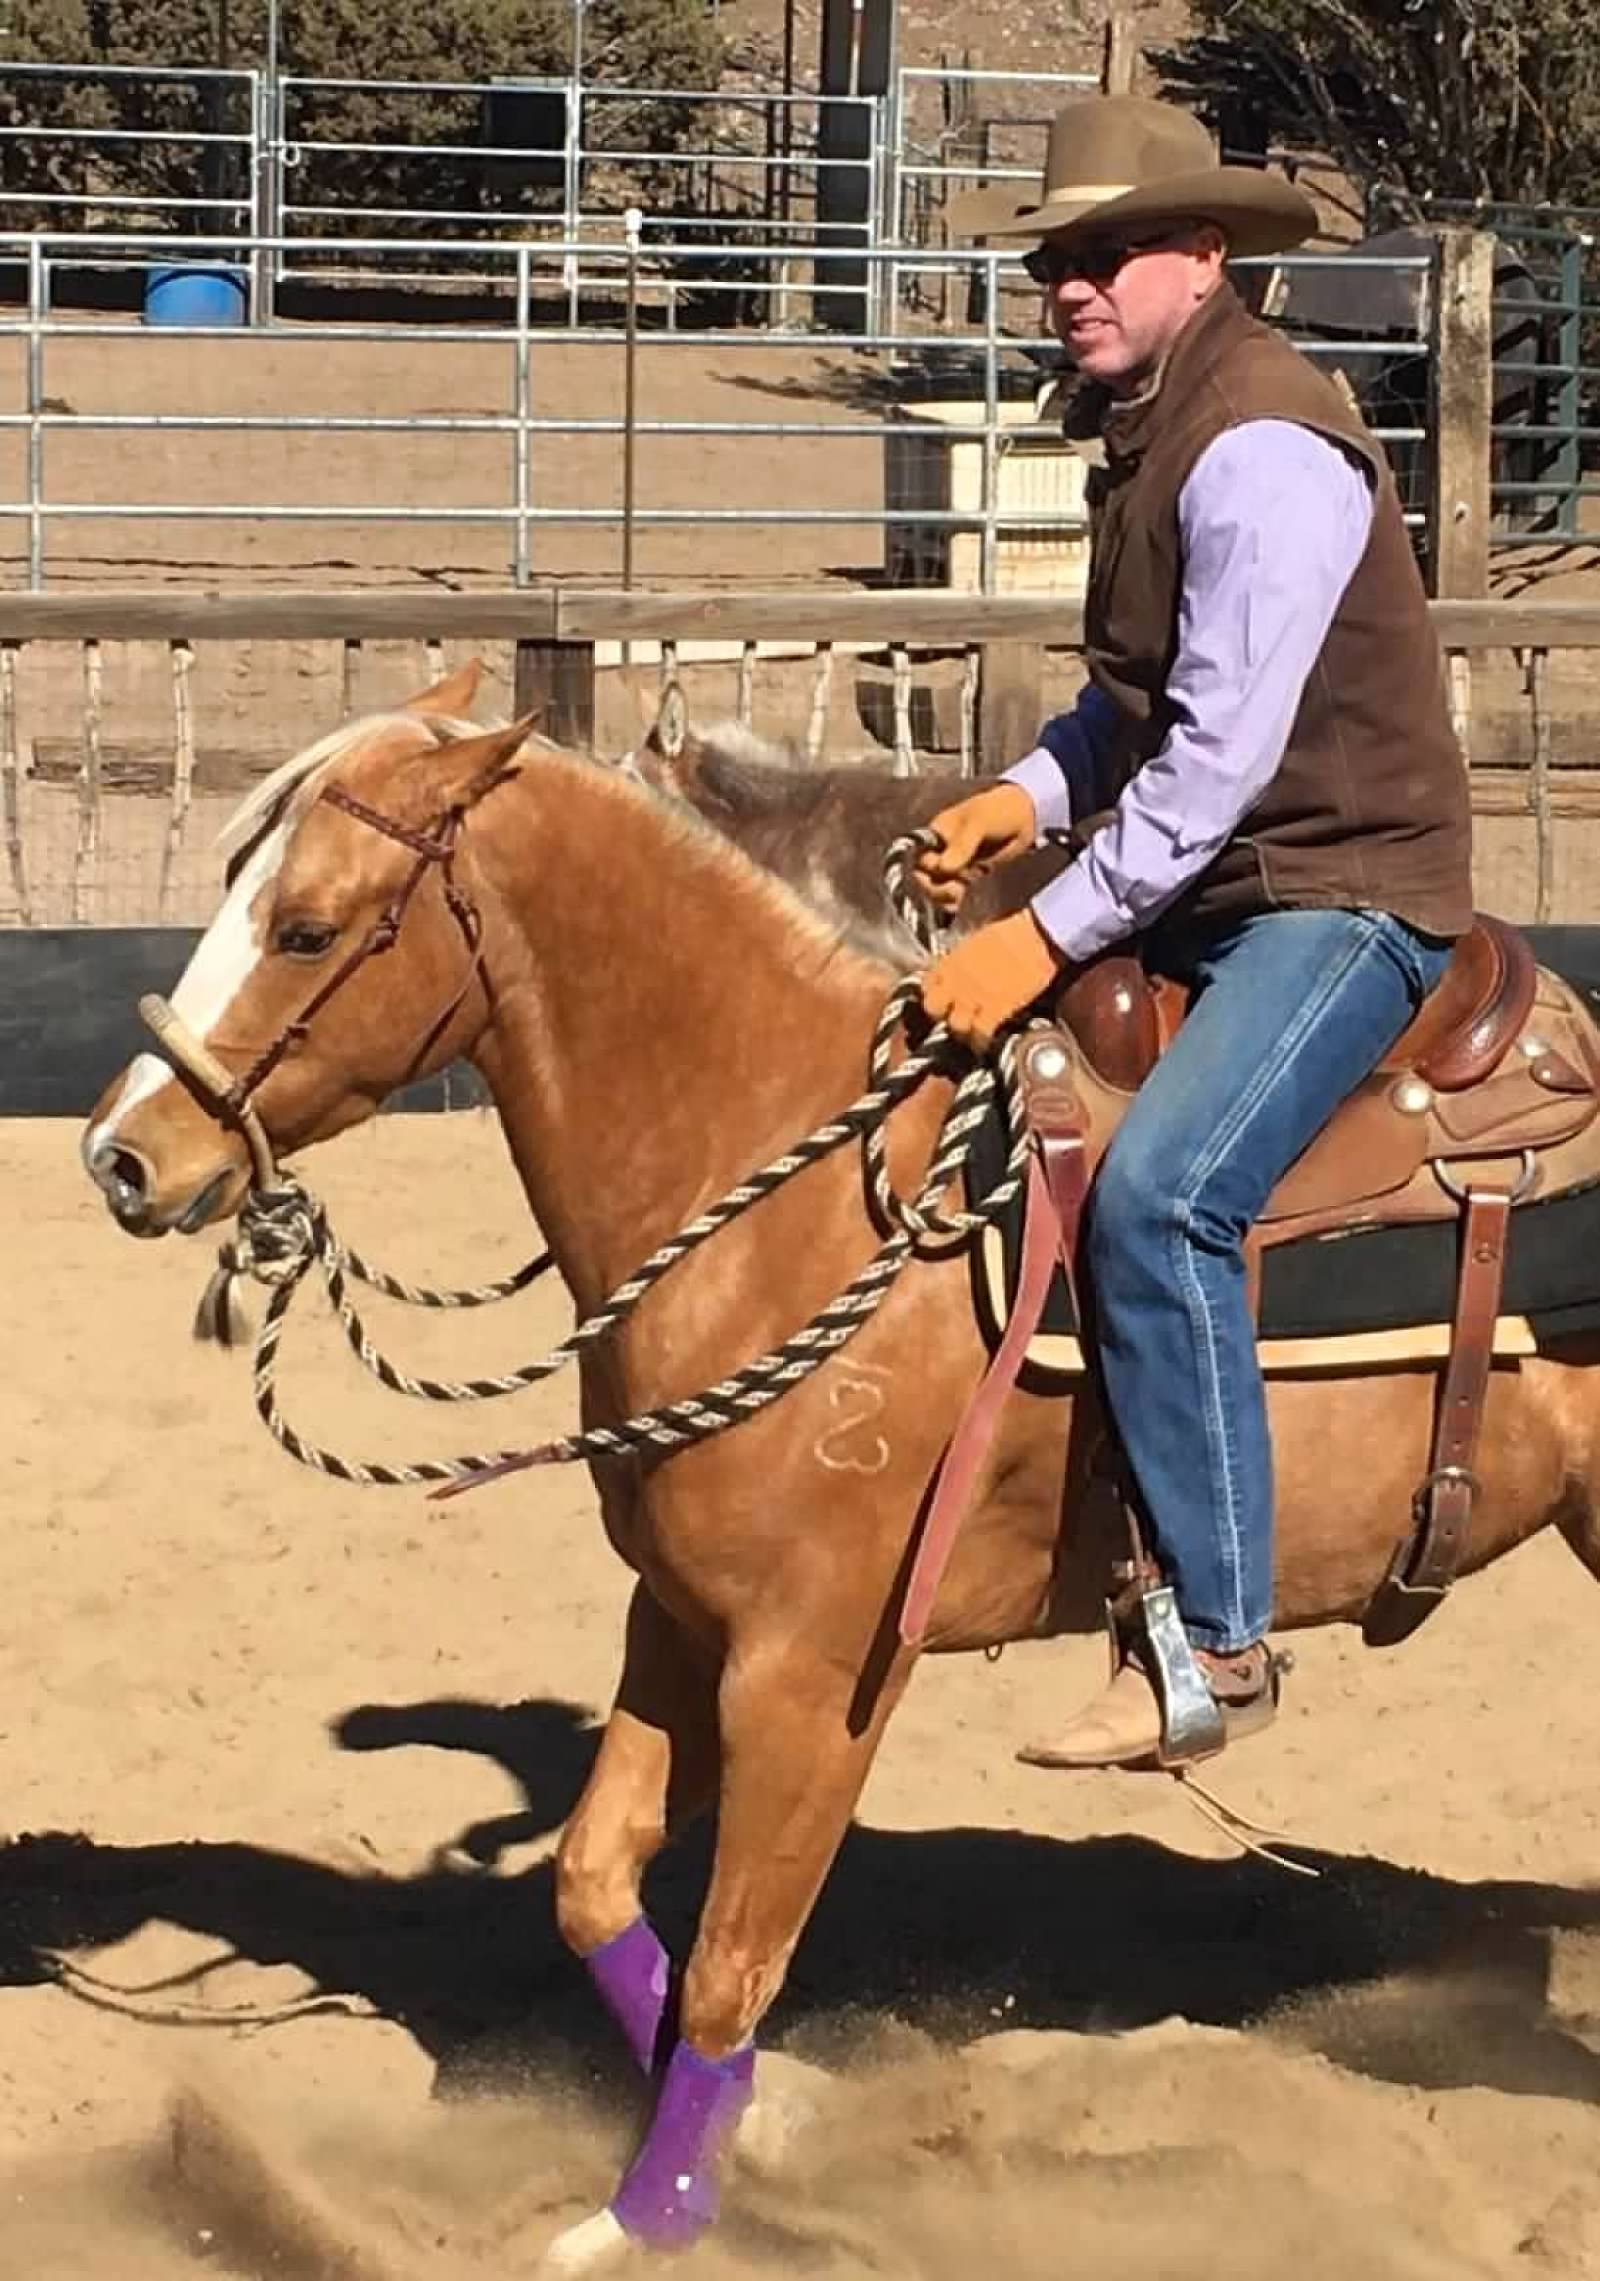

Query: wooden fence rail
left=1, top=590, right=1598, bottom=930
left=1, top=591, right=1598, bottom=646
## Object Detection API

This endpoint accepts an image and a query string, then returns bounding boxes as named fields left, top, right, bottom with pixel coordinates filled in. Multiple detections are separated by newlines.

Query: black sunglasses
left=1022, top=229, right=1186, bottom=287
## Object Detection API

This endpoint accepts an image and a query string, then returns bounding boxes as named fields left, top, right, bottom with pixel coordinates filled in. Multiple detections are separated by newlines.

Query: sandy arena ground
left=2, top=1107, right=1600, bottom=2277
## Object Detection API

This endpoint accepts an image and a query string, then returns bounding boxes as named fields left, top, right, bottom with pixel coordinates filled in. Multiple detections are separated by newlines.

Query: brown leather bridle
left=139, top=760, right=517, bottom=1185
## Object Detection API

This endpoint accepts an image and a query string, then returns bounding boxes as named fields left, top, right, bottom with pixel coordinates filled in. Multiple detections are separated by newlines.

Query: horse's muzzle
left=83, top=1135, right=233, bottom=1238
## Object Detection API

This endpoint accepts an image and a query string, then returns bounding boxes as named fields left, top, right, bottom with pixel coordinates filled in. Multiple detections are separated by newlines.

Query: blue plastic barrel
left=142, top=263, right=247, bottom=327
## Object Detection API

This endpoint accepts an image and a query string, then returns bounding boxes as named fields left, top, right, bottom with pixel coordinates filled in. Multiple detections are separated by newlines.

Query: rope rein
left=195, top=826, right=972, bottom=1341
left=201, top=827, right=1038, bottom=1493
left=196, top=1216, right=556, bottom=1346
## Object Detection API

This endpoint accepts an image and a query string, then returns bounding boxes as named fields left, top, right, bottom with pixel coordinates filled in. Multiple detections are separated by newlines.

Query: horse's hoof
left=542, top=2209, right=629, bottom=2276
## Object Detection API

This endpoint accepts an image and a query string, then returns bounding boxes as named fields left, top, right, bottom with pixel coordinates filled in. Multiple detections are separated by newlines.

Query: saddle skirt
left=978, top=914, right=1600, bottom=1380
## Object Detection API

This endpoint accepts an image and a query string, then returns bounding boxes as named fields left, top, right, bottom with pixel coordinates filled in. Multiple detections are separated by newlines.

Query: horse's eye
left=274, top=917, right=338, bottom=961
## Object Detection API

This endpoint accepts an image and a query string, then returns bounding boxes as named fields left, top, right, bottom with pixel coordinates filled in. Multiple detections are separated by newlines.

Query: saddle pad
left=965, top=1109, right=1600, bottom=1385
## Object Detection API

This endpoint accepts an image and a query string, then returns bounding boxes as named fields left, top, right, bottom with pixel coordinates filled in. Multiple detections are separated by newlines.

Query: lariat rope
left=149, top=812, right=1316, bottom=1884
left=200, top=830, right=1043, bottom=1493
left=193, top=829, right=950, bottom=1343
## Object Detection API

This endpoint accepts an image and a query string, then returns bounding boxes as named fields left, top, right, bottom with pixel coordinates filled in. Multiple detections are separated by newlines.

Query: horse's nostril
left=92, top=1143, right=149, bottom=1204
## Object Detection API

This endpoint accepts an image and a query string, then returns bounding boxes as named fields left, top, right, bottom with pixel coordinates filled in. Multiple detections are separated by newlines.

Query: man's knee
left=1089, top=1134, right=1173, bottom=1268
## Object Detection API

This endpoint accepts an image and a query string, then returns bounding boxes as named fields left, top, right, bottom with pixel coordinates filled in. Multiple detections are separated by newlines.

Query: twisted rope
left=196, top=1213, right=554, bottom=1347
left=882, top=825, right=947, bottom=958
left=216, top=834, right=1036, bottom=1491
left=880, top=821, right=1076, bottom=960
left=42, top=1950, right=381, bottom=2030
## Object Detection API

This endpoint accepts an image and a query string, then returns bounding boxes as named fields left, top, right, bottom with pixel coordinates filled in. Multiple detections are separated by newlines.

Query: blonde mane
left=536, top=742, right=901, bottom=983
left=217, top=707, right=902, bottom=980
left=215, top=709, right=481, bottom=860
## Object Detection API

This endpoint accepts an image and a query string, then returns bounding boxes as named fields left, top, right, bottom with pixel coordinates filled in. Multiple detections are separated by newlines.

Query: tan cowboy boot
left=1016, top=1642, right=1280, bottom=1772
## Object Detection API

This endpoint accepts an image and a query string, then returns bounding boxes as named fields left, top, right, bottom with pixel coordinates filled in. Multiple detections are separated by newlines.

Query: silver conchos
left=1026, top=1039, right=1070, bottom=1083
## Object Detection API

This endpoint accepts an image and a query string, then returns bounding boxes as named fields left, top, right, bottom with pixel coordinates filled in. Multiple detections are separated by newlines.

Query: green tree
left=0, top=0, right=257, bottom=227
left=1154, top=0, right=1600, bottom=218
left=0, top=0, right=725, bottom=232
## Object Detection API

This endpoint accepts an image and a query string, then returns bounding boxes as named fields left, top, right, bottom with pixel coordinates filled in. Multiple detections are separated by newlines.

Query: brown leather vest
left=1080, top=282, right=1473, bottom=939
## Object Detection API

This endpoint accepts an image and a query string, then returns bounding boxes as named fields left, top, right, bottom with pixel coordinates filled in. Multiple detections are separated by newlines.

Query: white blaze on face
left=82, top=810, right=293, bottom=1162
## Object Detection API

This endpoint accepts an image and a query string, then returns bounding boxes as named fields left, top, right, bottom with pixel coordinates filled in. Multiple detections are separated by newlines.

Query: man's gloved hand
left=919, top=910, right=1068, bottom=1052
left=913, top=781, right=1038, bottom=915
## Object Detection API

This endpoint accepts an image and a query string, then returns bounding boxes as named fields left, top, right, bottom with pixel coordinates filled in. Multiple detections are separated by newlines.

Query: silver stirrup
left=1137, top=1585, right=1226, bottom=1762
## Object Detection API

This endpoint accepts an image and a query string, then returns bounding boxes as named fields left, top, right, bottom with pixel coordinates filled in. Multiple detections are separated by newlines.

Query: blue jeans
left=1086, top=908, right=1452, bottom=1653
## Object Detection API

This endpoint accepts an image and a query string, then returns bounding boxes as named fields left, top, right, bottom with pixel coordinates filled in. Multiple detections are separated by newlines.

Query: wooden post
left=73, top=637, right=102, bottom=925
left=976, top=640, right=1045, bottom=775
left=159, top=637, right=195, bottom=923
left=513, top=638, right=596, bottom=745
left=1427, top=227, right=1495, bottom=598
left=807, top=642, right=836, bottom=761
left=1526, top=645, right=1553, bottom=921
left=1101, top=12, right=1138, bottom=96
left=0, top=642, right=29, bottom=926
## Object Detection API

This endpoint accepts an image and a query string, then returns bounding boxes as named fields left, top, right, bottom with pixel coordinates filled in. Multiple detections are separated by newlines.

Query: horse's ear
left=402, top=657, right=483, bottom=718
left=431, top=715, right=537, bottom=806
left=656, top=680, right=690, bottom=763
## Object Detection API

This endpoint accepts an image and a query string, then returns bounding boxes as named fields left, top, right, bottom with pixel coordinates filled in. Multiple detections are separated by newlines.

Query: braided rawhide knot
left=233, top=1178, right=323, bottom=1287
left=194, top=1180, right=319, bottom=1349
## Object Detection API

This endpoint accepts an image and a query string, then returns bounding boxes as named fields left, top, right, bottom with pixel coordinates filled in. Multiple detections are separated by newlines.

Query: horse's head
left=621, top=679, right=805, bottom=819
left=82, top=666, right=531, bottom=1238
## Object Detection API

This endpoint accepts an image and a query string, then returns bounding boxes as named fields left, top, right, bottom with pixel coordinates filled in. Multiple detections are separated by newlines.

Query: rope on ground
left=41, top=1950, right=381, bottom=2030
left=1171, top=1770, right=1320, bottom=1878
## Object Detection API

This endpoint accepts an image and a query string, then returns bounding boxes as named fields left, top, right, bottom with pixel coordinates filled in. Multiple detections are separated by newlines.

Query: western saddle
left=902, top=915, right=1600, bottom=1661
left=1030, top=913, right=1600, bottom=1645
left=1049, top=913, right=1600, bottom=1235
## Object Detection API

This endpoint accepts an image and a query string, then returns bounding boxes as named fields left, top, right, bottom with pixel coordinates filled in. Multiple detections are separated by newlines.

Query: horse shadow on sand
left=2, top=1690, right=1598, bottom=2111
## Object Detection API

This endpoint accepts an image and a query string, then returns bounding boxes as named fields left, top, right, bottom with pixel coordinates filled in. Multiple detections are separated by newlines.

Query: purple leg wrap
left=584, top=1917, right=671, bottom=2074
left=610, top=2037, right=757, bottom=2249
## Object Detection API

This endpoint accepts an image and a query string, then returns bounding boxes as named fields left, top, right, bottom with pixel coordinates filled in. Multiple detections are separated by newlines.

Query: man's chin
left=1065, top=336, right=1121, bottom=378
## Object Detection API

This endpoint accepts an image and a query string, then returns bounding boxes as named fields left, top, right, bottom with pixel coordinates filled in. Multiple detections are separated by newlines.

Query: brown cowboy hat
left=948, top=94, right=1317, bottom=260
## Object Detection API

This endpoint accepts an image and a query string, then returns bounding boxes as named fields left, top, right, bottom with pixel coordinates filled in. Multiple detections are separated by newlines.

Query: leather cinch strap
left=900, top=1114, right=1088, bottom=1647
left=1362, top=1185, right=1512, bottom=1647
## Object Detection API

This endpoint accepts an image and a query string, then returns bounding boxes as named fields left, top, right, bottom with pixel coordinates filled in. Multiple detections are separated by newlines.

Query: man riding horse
left=916, top=94, right=1474, bottom=1769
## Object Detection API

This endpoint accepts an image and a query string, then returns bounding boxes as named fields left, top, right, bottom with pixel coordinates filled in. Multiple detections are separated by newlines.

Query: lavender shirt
left=1003, top=419, right=1376, bottom=962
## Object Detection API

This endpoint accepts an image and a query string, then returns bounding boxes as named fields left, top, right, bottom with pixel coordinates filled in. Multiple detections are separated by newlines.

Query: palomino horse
left=81, top=684, right=1600, bottom=2267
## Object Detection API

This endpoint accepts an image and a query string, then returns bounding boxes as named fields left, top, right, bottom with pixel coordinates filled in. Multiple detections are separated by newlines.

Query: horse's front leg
left=555, top=1581, right=719, bottom=2074
left=548, top=1629, right=912, bottom=2268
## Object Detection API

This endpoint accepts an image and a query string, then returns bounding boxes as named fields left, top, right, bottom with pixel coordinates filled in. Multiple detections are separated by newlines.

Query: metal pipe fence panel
left=0, top=224, right=1436, bottom=595
left=0, top=60, right=1433, bottom=330
left=1421, top=199, right=1600, bottom=545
